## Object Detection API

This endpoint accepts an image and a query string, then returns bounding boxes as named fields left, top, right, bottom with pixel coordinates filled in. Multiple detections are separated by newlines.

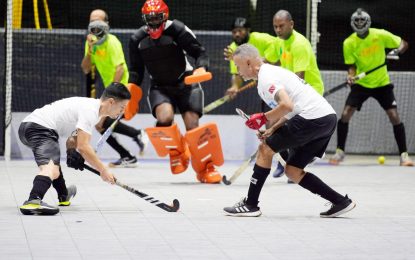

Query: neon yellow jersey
left=343, top=28, right=401, bottom=88
left=276, top=30, right=324, bottom=95
left=84, top=34, right=129, bottom=87
left=229, top=32, right=281, bottom=74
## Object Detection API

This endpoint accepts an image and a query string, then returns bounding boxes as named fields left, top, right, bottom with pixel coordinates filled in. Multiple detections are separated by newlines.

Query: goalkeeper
left=81, top=9, right=147, bottom=168
left=129, top=0, right=224, bottom=183
left=329, top=8, right=413, bottom=166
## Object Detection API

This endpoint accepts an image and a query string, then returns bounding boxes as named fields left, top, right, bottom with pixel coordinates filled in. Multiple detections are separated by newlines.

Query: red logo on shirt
left=268, top=85, right=276, bottom=94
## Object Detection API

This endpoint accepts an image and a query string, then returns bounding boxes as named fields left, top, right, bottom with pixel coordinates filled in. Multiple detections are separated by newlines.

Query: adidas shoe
left=20, top=199, right=59, bottom=215
left=109, top=156, right=138, bottom=168
left=58, top=185, right=77, bottom=206
left=134, top=131, right=149, bottom=156
left=272, top=162, right=285, bottom=178
left=320, top=195, right=356, bottom=218
left=223, top=198, right=262, bottom=217
left=400, top=152, right=414, bottom=166
left=329, top=148, right=345, bottom=165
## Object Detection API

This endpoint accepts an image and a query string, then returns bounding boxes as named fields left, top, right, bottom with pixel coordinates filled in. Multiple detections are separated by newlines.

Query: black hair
left=232, top=17, right=250, bottom=30
left=101, top=82, right=131, bottom=101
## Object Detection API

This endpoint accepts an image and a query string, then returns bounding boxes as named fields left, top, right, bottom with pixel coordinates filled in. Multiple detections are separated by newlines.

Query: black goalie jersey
left=128, top=19, right=209, bottom=86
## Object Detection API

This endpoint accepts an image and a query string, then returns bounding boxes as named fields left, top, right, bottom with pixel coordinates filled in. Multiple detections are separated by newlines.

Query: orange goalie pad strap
left=184, top=123, right=224, bottom=173
left=124, top=83, right=143, bottom=121
left=145, top=123, right=185, bottom=157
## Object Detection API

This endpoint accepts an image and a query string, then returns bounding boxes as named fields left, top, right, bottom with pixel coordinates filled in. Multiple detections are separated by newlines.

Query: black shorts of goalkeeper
left=19, top=122, right=61, bottom=166
left=265, top=114, right=337, bottom=169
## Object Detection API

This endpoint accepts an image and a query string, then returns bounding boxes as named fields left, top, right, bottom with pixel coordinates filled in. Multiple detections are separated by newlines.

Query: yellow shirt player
left=83, top=31, right=129, bottom=87
left=81, top=9, right=147, bottom=168
left=329, top=8, right=413, bottom=167
left=224, top=17, right=281, bottom=100
left=272, top=10, right=324, bottom=95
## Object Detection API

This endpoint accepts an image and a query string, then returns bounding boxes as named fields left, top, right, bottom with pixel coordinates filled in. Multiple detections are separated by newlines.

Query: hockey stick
left=222, top=108, right=257, bottom=185
left=323, top=62, right=387, bottom=97
left=83, top=164, right=180, bottom=212
left=222, top=150, right=258, bottom=185
left=95, top=114, right=122, bottom=152
left=203, top=81, right=257, bottom=113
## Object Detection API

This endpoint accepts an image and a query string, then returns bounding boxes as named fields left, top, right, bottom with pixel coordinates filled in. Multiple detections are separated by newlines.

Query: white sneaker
left=329, top=149, right=345, bottom=165
left=400, top=152, right=414, bottom=166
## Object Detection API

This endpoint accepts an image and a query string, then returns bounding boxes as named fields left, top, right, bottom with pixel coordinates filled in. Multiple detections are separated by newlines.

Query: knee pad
left=184, top=123, right=224, bottom=173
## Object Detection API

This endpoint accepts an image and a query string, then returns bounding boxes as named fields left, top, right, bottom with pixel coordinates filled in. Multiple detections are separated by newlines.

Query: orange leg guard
left=184, top=123, right=224, bottom=183
left=145, top=123, right=190, bottom=174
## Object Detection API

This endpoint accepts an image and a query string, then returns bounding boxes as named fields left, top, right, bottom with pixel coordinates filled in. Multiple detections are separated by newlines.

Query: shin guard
left=145, top=123, right=189, bottom=174
left=184, top=123, right=224, bottom=183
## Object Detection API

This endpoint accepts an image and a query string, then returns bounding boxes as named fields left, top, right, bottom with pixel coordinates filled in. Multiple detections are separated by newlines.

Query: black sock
left=298, top=172, right=345, bottom=204
left=53, top=167, right=68, bottom=201
left=393, top=123, right=407, bottom=154
left=113, top=122, right=140, bottom=137
left=337, top=120, right=348, bottom=151
left=105, top=134, right=132, bottom=158
left=279, top=150, right=289, bottom=161
left=246, top=164, right=271, bottom=206
left=29, top=175, right=52, bottom=200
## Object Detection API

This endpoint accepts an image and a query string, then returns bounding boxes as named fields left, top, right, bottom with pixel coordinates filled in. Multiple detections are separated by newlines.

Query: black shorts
left=265, top=114, right=337, bottom=169
left=148, top=82, right=204, bottom=118
left=346, top=84, right=397, bottom=111
left=19, top=122, right=60, bottom=166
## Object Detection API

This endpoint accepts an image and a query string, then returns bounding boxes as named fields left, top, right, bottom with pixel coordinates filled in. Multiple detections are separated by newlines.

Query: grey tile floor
left=1, top=155, right=415, bottom=259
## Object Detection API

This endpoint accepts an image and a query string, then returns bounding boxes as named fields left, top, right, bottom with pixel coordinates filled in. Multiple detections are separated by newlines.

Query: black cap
left=232, top=17, right=250, bottom=29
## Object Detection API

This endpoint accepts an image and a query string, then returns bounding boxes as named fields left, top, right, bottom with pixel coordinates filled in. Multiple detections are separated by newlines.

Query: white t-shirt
left=257, top=64, right=335, bottom=119
left=23, top=97, right=101, bottom=137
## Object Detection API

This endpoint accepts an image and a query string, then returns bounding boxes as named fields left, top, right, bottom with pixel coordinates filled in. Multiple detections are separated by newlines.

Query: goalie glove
left=66, top=149, right=85, bottom=171
left=246, top=113, right=268, bottom=130
left=387, top=49, right=400, bottom=60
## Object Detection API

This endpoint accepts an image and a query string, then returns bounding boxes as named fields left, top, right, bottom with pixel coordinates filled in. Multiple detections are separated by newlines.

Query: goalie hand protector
left=67, top=149, right=85, bottom=171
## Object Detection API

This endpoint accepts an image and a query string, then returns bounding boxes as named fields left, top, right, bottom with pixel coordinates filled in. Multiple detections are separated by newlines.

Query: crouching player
left=18, top=83, right=130, bottom=215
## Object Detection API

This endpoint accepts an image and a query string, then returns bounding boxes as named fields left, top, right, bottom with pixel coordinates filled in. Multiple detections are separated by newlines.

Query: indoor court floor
left=0, top=155, right=414, bottom=259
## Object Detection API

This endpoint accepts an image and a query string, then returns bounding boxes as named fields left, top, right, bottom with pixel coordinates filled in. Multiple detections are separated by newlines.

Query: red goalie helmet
left=141, top=0, right=169, bottom=39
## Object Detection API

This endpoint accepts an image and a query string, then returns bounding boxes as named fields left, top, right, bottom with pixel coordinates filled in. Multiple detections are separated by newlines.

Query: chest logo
left=268, top=85, right=276, bottom=94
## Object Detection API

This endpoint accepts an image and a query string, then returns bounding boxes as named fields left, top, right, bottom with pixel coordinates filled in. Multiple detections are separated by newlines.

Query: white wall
left=11, top=113, right=259, bottom=160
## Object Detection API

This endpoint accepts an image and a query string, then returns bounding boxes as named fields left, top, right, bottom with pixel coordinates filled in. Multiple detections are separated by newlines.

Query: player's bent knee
left=258, top=143, right=274, bottom=158
left=285, top=165, right=305, bottom=182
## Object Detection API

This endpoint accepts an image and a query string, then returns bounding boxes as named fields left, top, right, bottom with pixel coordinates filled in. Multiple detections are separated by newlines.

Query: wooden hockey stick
left=203, top=81, right=257, bottom=113
left=222, top=108, right=257, bottom=185
left=83, top=164, right=180, bottom=212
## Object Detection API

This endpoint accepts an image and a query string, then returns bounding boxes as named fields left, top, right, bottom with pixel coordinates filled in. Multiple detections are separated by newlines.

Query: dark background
left=1, top=0, right=414, bottom=155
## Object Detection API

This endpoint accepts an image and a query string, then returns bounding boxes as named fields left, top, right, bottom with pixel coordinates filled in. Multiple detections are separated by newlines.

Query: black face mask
left=143, top=13, right=164, bottom=29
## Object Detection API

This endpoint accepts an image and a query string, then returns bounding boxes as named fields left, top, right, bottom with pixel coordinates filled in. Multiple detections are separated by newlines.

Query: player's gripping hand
left=66, top=149, right=85, bottom=171
left=226, top=86, right=239, bottom=99
left=100, top=169, right=115, bottom=184
left=224, top=46, right=234, bottom=61
left=387, top=49, right=400, bottom=60
left=346, top=75, right=355, bottom=86
left=246, top=113, right=268, bottom=130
